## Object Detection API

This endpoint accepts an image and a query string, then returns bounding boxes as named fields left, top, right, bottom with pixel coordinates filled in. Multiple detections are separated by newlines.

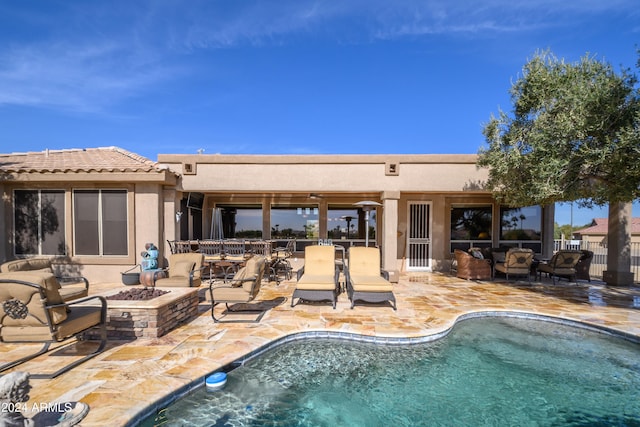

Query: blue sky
left=1, top=0, right=638, bottom=227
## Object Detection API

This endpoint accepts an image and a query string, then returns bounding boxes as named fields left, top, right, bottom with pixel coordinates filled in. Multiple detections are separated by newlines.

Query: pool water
left=144, top=317, right=640, bottom=426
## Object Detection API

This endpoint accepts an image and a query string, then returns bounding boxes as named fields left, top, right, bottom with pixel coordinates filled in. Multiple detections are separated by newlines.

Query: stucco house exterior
left=573, top=218, right=640, bottom=246
left=1, top=147, right=555, bottom=284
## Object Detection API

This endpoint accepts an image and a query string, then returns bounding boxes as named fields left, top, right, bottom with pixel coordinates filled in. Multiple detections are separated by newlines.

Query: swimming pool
left=141, top=316, right=640, bottom=426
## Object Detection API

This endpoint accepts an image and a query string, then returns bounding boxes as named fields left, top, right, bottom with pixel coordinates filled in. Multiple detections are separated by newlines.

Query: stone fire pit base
left=86, top=287, right=200, bottom=339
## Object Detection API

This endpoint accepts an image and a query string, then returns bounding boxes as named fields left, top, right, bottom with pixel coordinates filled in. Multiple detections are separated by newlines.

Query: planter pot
left=121, top=272, right=141, bottom=286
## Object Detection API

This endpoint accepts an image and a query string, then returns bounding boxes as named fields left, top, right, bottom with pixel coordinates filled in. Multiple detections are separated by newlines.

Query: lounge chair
left=0, top=271, right=107, bottom=379
left=345, top=247, right=396, bottom=310
left=0, top=258, right=89, bottom=302
left=292, top=245, right=340, bottom=309
left=209, top=256, right=266, bottom=322
left=493, top=248, right=534, bottom=282
left=453, top=249, right=492, bottom=280
left=536, top=250, right=583, bottom=284
left=154, top=253, right=205, bottom=287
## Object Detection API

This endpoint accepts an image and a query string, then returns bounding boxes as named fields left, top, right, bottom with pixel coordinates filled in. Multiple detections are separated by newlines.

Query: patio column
left=603, top=202, right=634, bottom=286
left=382, top=191, right=400, bottom=282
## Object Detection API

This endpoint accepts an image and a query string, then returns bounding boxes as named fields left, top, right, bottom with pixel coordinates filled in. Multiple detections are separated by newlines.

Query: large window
left=219, top=207, right=262, bottom=238
left=14, top=189, right=66, bottom=255
left=327, top=207, right=360, bottom=240
left=500, top=205, right=542, bottom=252
left=450, top=206, right=492, bottom=252
left=271, top=206, right=318, bottom=239
left=73, top=189, right=128, bottom=256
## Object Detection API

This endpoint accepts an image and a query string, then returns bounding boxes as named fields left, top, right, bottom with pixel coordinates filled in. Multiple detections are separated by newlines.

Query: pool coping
left=125, top=310, right=640, bottom=427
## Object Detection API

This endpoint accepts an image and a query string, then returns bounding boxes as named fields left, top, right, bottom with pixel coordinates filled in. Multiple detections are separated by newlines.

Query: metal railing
left=553, top=239, right=640, bottom=283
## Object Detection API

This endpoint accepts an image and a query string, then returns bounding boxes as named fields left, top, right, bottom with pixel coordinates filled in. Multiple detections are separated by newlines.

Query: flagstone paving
left=3, top=271, right=640, bottom=426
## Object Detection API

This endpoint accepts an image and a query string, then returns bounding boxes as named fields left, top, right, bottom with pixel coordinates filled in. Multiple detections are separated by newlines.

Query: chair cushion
left=348, top=247, right=381, bottom=276
left=350, top=274, right=393, bottom=292
left=212, top=286, right=253, bottom=303
left=0, top=271, right=67, bottom=324
left=171, top=260, right=195, bottom=277
left=296, top=274, right=336, bottom=290
left=469, top=248, right=484, bottom=259
left=1, top=258, right=53, bottom=273
left=304, top=246, right=336, bottom=276
left=229, top=266, right=249, bottom=288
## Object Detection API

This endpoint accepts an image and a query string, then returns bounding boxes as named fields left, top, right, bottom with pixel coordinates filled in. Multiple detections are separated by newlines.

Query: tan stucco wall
left=158, top=154, right=488, bottom=194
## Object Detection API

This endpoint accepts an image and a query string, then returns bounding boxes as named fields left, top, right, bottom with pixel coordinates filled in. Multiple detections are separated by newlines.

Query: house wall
left=158, top=154, right=540, bottom=279
left=0, top=176, right=174, bottom=284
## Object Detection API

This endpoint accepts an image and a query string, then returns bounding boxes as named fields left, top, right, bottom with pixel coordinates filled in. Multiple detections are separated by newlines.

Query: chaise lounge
left=345, top=247, right=396, bottom=310
left=292, top=245, right=340, bottom=309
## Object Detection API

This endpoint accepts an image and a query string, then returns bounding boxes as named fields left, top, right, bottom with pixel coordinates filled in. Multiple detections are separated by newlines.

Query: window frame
left=449, top=204, right=493, bottom=253
left=13, top=189, right=66, bottom=256
left=73, top=188, right=129, bottom=257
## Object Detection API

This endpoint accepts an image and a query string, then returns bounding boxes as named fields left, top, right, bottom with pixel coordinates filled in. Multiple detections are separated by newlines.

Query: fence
left=553, top=239, right=640, bottom=283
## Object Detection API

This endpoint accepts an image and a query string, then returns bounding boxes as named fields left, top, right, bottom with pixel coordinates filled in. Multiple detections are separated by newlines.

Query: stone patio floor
left=2, top=270, right=640, bottom=426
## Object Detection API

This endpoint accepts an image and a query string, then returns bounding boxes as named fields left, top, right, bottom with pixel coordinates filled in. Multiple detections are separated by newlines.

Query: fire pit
left=106, top=287, right=169, bottom=301
left=85, top=287, right=200, bottom=339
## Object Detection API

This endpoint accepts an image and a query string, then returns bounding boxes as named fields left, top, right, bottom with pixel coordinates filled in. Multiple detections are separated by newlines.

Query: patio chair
left=198, top=240, right=223, bottom=282
left=292, top=245, right=340, bottom=309
left=250, top=240, right=279, bottom=284
left=154, top=252, right=205, bottom=287
left=574, top=250, right=594, bottom=282
left=209, top=255, right=266, bottom=322
left=272, top=239, right=295, bottom=281
left=0, top=258, right=89, bottom=302
left=493, top=248, right=534, bottom=282
left=345, top=247, right=396, bottom=310
left=167, top=240, right=193, bottom=254
left=0, top=271, right=107, bottom=379
left=223, top=239, right=247, bottom=262
left=453, top=249, right=492, bottom=280
left=536, top=250, right=583, bottom=284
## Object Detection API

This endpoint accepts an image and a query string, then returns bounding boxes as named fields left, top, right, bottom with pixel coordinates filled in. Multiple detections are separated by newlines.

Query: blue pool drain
left=205, top=372, right=227, bottom=391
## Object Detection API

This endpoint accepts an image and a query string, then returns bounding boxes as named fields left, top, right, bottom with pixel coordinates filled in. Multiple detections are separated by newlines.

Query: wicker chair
left=493, top=248, right=534, bottom=282
left=453, top=249, right=492, bottom=280
left=536, top=250, right=583, bottom=284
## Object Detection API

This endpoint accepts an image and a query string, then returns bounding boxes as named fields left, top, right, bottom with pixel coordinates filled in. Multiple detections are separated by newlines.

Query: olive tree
left=478, top=50, right=640, bottom=285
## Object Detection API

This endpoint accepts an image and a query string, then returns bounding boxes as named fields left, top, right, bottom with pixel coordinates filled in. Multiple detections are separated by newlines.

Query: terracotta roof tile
left=575, top=217, right=640, bottom=235
left=0, top=147, right=165, bottom=173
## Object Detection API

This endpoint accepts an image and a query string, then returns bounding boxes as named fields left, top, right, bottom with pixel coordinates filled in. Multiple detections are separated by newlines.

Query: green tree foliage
left=478, top=50, right=640, bottom=208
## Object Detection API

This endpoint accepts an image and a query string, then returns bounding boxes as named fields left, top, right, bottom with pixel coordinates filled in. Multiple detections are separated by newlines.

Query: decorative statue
left=140, top=243, right=159, bottom=270
left=0, top=372, right=34, bottom=427
left=0, top=372, right=89, bottom=427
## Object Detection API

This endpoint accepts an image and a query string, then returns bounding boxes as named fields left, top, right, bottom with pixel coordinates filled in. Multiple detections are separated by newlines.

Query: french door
left=406, top=202, right=432, bottom=271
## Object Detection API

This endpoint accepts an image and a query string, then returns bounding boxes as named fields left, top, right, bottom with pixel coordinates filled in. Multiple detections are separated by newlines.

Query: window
left=500, top=205, right=542, bottom=252
left=450, top=206, right=492, bottom=252
left=271, top=206, right=318, bottom=239
left=219, top=207, right=262, bottom=238
left=14, top=190, right=66, bottom=255
left=73, top=190, right=128, bottom=256
left=327, top=207, right=359, bottom=239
